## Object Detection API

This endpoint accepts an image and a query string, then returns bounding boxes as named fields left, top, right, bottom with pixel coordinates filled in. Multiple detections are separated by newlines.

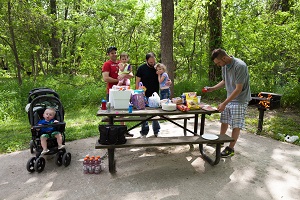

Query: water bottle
left=128, top=103, right=133, bottom=113
left=101, top=99, right=106, bottom=110
left=94, top=158, right=101, bottom=174
left=83, top=157, right=89, bottom=174
left=107, top=102, right=111, bottom=112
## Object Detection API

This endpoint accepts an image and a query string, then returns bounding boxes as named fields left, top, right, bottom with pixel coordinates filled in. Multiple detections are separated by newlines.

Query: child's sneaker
left=58, top=145, right=65, bottom=150
left=41, top=149, right=50, bottom=155
left=221, top=146, right=234, bottom=157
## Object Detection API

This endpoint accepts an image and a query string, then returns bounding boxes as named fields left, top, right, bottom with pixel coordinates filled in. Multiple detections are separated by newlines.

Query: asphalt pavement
left=0, top=119, right=299, bottom=200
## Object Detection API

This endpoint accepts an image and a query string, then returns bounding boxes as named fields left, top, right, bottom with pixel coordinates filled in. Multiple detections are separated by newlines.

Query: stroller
left=26, top=88, right=71, bottom=173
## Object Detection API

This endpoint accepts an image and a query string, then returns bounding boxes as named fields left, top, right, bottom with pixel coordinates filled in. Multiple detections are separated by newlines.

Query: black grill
left=249, top=92, right=282, bottom=132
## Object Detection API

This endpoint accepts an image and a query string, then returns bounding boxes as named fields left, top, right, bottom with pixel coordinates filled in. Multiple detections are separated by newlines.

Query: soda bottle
left=89, top=157, right=95, bottom=174
left=83, top=157, right=89, bottom=174
left=101, top=99, right=107, bottom=110
left=94, top=158, right=101, bottom=174
left=202, top=87, right=208, bottom=93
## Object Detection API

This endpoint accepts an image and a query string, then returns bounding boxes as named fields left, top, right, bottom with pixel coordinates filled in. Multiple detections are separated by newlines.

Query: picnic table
left=96, top=106, right=234, bottom=173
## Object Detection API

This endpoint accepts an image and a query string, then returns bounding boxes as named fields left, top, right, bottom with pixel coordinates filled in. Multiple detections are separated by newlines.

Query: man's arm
left=207, top=80, right=225, bottom=92
left=218, top=83, right=243, bottom=112
left=121, top=72, right=134, bottom=79
left=102, top=71, right=118, bottom=83
left=135, top=76, right=141, bottom=89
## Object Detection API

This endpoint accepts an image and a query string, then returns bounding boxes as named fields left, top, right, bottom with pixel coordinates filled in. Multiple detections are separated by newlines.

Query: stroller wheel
left=34, top=157, right=46, bottom=173
left=62, top=152, right=72, bottom=167
left=29, top=140, right=35, bottom=154
left=26, top=157, right=36, bottom=173
left=55, top=151, right=64, bottom=166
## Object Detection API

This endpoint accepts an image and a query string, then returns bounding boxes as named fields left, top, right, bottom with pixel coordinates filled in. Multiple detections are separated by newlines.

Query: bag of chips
left=185, top=92, right=200, bottom=110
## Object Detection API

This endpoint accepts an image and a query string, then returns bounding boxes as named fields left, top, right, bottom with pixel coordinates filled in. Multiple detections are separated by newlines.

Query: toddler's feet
left=41, top=149, right=50, bottom=155
left=58, top=145, right=65, bottom=150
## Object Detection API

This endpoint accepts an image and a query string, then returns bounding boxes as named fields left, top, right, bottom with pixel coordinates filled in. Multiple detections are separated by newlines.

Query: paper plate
left=201, top=134, right=219, bottom=140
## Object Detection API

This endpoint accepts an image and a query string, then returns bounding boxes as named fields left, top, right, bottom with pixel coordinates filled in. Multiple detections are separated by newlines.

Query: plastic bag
left=148, top=92, right=160, bottom=108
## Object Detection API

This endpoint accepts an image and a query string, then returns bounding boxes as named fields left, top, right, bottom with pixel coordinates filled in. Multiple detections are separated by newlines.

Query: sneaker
left=140, top=135, right=146, bottom=139
left=58, top=145, right=65, bottom=150
left=124, top=132, right=134, bottom=137
left=221, top=146, right=234, bottom=158
left=41, top=149, right=50, bottom=155
left=154, top=132, right=159, bottom=137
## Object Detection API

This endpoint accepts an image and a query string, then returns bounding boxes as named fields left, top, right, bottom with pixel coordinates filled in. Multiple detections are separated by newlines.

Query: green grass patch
left=0, top=75, right=299, bottom=154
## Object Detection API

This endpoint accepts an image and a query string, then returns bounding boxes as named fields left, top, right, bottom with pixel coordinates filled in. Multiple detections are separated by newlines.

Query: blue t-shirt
left=160, top=72, right=169, bottom=89
left=37, top=119, right=56, bottom=133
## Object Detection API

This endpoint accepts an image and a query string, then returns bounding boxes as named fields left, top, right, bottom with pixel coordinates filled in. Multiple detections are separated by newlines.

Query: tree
left=161, top=0, right=174, bottom=96
left=208, top=0, right=222, bottom=82
left=7, top=1, right=22, bottom=85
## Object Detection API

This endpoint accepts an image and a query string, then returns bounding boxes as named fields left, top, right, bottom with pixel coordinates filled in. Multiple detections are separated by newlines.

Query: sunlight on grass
left=1, top=76, right=299, bottom=154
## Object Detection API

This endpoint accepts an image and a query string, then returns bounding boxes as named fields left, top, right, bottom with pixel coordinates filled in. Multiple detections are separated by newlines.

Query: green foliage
left=0, top=75, right=105, bottom=153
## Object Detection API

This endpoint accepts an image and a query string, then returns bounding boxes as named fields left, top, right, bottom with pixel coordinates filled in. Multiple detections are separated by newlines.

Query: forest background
left=0, top=0, right=299, bottom=153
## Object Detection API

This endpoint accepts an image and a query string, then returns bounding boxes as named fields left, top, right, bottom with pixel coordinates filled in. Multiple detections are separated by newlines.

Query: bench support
left=105, top=143, right=223, bottom=173
left=199, top=144, right=221, bottom=165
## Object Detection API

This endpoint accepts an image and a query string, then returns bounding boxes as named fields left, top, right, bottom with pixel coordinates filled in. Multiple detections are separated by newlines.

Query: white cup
left=197, top=96, right=201, bottom=104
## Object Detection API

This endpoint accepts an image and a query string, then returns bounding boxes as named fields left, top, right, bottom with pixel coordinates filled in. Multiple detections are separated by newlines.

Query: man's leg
left=140, top=121, right=149, bottom=138
left=152, top=120, right=160, bottom=136
left=229, top=128, right=240, bottom=149
left=220, top=123, right=228, bottom=135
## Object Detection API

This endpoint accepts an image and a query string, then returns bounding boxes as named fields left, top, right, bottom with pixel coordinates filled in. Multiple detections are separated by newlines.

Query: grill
left=249, top=92, right=282, bottom=132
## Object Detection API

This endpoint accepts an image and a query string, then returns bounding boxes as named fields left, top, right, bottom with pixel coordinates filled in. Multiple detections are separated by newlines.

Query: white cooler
left=109, top=89, right=132, bottom=109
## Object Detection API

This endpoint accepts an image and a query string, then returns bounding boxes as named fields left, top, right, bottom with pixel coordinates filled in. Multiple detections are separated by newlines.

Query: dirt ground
left=0, top=119, right=299, bottom=200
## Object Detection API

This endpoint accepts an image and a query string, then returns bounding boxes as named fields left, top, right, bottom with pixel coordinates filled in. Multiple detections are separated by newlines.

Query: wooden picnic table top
left=96, top=106, right=219, bottom=117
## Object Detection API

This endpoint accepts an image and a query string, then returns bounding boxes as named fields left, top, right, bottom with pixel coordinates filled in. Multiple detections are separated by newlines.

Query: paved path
left=0, top=119, right=299, bottom=200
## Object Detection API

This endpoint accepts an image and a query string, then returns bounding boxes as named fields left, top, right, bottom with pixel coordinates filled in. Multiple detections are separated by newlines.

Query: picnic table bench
left=96, top=107, right=234, bottom=173
left=95, top=135, right=234, bottom=173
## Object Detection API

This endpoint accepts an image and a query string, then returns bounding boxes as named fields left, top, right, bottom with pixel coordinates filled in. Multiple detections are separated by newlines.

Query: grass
left=0, top=75, right=299, bottom=154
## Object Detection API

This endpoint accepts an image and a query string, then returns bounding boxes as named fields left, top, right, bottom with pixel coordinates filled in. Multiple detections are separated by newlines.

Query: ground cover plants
left=0, top=75, right=299, bottom=154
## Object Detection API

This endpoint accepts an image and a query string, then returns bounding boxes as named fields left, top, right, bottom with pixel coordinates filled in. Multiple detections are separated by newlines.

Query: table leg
left=199, top=144, right=221, bottom=165
left=200, top=114, right=206, bottom=135
left=194, top=114, right=198, bottom=135
left=108, top=148, right=116, bottom=173
left=108, top=116, right=114, bottom=125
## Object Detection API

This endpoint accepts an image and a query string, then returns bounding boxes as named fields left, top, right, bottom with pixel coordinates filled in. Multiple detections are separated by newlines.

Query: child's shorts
left=41, top=131, right=61, bottom=138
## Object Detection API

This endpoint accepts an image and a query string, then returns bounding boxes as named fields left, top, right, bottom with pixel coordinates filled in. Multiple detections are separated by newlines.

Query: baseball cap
left=107, top=46, right=117, bottom=54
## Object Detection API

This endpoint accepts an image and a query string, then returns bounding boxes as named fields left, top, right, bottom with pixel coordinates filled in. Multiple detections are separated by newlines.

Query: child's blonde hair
left=120, top=52, right=129, bottom=59
left=155, top=63, right=167, bottom=73
left=45, top=107, right=56, bottom=115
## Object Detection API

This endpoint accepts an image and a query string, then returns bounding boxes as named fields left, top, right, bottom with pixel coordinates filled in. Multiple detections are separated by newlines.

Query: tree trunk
left=50, top=0, right=61, bottom=68
left=208, top=0, right=222, bottom=82
left=161, top=0, right=174, bottom=97
left=7, top=1, right=22, bottom=85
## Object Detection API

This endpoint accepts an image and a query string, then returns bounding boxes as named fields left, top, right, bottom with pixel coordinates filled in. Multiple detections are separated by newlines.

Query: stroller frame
left=26, top=88, right=71, bottom=173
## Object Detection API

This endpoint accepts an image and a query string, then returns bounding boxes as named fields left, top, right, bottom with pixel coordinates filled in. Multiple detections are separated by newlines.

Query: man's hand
left=217, top=102, right=226, bottom=112
left=166, top=79, right=172, bottom=86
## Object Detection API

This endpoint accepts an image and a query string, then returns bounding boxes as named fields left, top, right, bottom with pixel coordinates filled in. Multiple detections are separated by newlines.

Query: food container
left=161, top=102, right=177, bottom=111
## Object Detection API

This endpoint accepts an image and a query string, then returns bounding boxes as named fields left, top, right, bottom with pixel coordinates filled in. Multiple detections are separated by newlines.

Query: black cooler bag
left=98, top=125, right=127, bottom=145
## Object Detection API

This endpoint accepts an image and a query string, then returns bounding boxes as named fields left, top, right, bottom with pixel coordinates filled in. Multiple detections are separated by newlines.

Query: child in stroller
left=26, top=88, right=71, bottom=173
left=38, top=108, right=65, bottom=155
